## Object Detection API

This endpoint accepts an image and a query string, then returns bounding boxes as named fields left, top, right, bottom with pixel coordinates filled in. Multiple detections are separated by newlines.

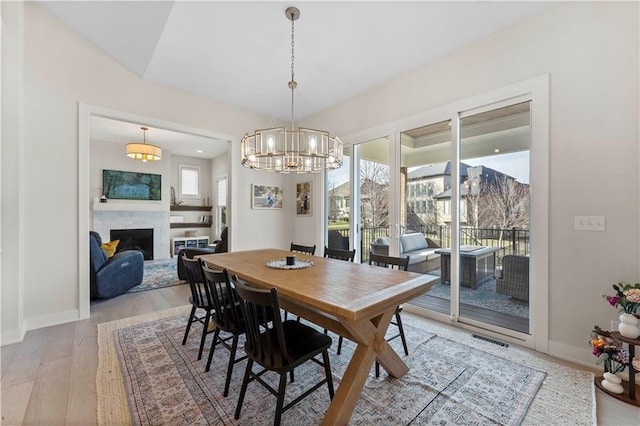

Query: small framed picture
left=251, top=184, right=283, bottom=209
left=296, top=182, right=312, bottom=216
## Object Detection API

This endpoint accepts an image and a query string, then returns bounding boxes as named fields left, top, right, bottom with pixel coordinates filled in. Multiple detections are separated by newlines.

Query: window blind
left=217, top=177, right=227, bottom=207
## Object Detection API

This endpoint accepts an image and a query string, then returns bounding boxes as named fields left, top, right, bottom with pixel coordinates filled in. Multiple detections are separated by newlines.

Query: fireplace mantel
left=92, top=198, right=167, bottom=212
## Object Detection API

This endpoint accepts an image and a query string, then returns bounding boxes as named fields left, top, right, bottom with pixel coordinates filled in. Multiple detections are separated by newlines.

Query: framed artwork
left=103, top=169, right=161, bottom=201
left=296, top=182, right=312, bottom=216
left=251, top=184, right=283, bottom=209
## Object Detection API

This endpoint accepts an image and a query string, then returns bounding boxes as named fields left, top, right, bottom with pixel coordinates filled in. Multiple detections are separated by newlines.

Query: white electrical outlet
left=574, top=215, right=605, bottom=231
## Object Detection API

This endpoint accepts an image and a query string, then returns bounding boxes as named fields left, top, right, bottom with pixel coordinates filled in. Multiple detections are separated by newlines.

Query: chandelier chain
left=290, top=15, right=295, bottom=84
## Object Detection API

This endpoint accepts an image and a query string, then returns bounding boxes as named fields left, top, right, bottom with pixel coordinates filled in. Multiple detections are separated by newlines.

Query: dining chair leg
left=198, top=311, right=211, bottom=360
left=337, top=336, right=344, bottom=355
left=322, top=350, right=335, bottom=399
left=205, top=328, right=221, bottom=372
left=395, top=312, right=409, bottom=356
left=289, top=369, right=294, bottom=383
left=223, top=335, right=240, bottom=397
left=375, top=361, right=381, bottom=378
left=234, top=359, right=253, bottom=420
left=182, top=306, right=197, bottom=345
left=274, top=373, right=288, bottom=426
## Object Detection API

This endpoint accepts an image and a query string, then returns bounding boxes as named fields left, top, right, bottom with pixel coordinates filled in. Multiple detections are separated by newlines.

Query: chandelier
left=126, top=126, right=162, bottom=162
left=241, top=7, right=343, bottom=173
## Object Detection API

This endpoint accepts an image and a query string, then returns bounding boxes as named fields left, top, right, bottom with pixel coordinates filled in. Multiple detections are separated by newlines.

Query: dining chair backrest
left=290, top=243, right=316, bottom=256
left=369, top=252, right=410, bottom=271
left=200, top=263, right=242, bottom=333
left=323, top=246, right=356, bottom=262
left=234, top=280, right=288, bottom=368
left=181, top=254, right=209, bottom=306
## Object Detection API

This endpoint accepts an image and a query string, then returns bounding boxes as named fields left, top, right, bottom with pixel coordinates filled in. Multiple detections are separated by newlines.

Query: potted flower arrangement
left=602, top=282, right=640, bottom=339
left=590, top=326, right=628, bottom=373
left=590, top=326, right=629, bottom=394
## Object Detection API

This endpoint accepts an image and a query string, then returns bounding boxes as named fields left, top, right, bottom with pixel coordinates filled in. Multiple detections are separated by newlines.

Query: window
left=216, top=176, right=227, bottom=235
left=179, top=165, right=200, bottom=199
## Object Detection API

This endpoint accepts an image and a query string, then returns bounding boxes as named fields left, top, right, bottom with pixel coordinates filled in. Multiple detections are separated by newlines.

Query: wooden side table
left=594, top=332, right=640, bottom=407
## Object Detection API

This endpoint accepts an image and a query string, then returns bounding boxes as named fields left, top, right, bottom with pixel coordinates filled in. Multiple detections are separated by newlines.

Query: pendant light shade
left=127, top=127, right=162, bottom=162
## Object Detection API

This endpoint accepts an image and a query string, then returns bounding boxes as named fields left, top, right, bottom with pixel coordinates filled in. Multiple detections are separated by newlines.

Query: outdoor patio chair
left=496, top=255, right=530, bottom=302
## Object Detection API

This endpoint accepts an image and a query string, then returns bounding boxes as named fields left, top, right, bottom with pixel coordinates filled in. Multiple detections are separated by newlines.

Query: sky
left=327, top=150, right=530, bottom=187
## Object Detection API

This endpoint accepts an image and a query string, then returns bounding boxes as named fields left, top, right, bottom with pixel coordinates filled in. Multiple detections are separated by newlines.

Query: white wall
left=303, top=2, right=640, bottom=366
left=1, top=1, right=25, bottom=343
left=0, top=2, right=284, bottom=343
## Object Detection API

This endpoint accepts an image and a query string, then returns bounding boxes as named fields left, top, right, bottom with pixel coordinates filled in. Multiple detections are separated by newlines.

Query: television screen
left=103, top=169, right=162, bottom=201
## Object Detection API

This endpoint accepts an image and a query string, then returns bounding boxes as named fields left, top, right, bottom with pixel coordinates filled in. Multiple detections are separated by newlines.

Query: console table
left=594, top=332, right=640, bottom=407
left=436, top=246, right=499, bottom=289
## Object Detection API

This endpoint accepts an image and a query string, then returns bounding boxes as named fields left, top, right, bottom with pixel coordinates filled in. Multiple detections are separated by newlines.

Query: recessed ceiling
left=40, top=1, right=554, bottom=122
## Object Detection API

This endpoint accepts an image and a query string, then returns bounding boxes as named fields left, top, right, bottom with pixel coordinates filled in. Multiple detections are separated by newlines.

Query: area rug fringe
left=96, top=305, right=192, bottom=425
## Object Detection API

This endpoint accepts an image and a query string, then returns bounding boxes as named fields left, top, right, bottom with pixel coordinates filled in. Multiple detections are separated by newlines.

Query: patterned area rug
left=97, top=307, right=596, bottom=426
left=109, top=314, right=546, bottom=425
left=127, top=258, right=185, bottom=293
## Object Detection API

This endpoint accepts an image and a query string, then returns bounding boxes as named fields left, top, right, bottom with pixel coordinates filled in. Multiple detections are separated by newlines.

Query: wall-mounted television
left=103, top=169, right=161, bottom=201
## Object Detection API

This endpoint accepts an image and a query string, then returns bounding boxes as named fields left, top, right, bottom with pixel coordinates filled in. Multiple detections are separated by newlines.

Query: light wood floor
left=1, top=284, right=638, bottom=425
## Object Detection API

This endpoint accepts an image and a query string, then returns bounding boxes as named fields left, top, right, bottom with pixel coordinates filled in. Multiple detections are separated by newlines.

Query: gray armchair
left=495, top=255, right=530, bottom=302
left=90, top=231, right=144, bottom=299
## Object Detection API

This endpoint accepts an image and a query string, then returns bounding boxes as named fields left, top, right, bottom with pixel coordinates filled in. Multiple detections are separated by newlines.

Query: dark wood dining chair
left=200, top=263, right=248, bottom=397
left=233, top=280, right=334, bottom=426
left=181, top=254, right=215, bottom=360
left=323, top=246, right=356, bottom=354
left=323, top=246, right=356, bottom=262
left=369, top=251, right=410, bottom=377
left=285, top=243, right=316, bottom=321
left=290, top=243, right=316, bottom=255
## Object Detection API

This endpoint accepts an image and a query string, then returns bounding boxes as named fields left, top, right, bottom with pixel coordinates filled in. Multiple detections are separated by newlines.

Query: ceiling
left=40, top=1, right=553, bottom=158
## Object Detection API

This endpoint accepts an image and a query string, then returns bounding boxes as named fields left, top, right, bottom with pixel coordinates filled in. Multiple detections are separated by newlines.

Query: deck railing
left=330, top=225, right=530, bottom=264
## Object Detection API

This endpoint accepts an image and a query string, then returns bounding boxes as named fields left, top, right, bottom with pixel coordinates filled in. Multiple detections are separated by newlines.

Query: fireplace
left=111, top=228, right=154, bottom=260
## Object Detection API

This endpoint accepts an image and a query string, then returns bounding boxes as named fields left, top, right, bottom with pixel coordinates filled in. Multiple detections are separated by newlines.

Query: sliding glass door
left=399, top=120, right=453, bottom=316
left=458, top=102, right=531, bottom=333
left=401, top=102, right=532, bottom=335
left=326, top=80, right=545, bottom=342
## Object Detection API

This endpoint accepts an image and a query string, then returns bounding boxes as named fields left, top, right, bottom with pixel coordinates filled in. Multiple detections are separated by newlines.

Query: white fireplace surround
left=92, top=200, right=170, bottom=259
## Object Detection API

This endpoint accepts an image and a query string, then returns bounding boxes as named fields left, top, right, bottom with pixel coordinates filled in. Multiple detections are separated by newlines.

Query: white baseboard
left=1, top=327, right=26, bottom=346
left=24, top=309, right=80, bottom=333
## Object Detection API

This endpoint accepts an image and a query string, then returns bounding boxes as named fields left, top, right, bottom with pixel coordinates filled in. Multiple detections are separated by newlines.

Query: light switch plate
left=574, top=215, right=605, bottom=231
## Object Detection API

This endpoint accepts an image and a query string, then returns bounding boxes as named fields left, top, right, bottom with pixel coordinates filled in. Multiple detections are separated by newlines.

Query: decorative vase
left=618, top=313, right=640, bottom=339
left=601, top=372, right=624, bottom=394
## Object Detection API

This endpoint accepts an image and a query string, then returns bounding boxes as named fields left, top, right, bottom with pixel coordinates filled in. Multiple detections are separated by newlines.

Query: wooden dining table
left=198, top=248, right=438, bottom=425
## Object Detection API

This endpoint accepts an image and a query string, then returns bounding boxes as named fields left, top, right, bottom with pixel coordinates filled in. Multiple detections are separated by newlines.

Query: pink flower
left=605, top=295, right=620, bottom=307
left=626, top=289, right=640, bottom=303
